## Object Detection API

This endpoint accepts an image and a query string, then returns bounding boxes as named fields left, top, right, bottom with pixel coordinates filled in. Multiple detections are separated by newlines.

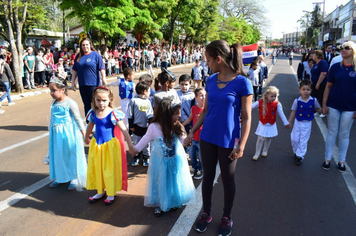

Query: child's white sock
left=263, top=138, right=272, bottom=152
left=255, top=136, right=264, bottom=156
left=92, top=192, right=105, bottom=199
left=106, top=196, right=115, bottom=201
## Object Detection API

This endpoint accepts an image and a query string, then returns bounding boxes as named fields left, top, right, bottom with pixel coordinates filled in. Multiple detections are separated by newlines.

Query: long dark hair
left=205, top=40, right=246, bottom=76
left=150, top=98, right=185, bottom=145
left=76, top=38, right=96, bottom=63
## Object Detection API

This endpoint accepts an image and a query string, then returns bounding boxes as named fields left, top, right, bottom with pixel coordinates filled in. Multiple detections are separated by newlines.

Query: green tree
left=59, top=0, right=135, bottom=46
left=298, top=5, right=322, bottom=48
left=0, top=0, right=29, bottom=92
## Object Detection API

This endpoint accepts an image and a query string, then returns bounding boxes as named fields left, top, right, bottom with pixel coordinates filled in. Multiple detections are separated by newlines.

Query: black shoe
left=294, top=157, right=303, bottom=166
left=194, top=170, right=203, bottom=180
left=194, top=212, right=212, bottom=232
left=338, top=163, right=346, bottom=172
left=218, top=217, right=233, bottom=236
left=190, top=168, right=196, bottom=177
left=322, top=161, right=330, bottom=171
left=154, top=207, right=162, bottom=217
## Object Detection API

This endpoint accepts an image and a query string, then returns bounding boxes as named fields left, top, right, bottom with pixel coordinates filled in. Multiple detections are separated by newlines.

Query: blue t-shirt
left=72, top=51, right=105, bottom=86
left=310, top=59, right=328, bottom=85
left=327, top=63, right=356, bottom=111
left=200, top=73, right=253, bottom=148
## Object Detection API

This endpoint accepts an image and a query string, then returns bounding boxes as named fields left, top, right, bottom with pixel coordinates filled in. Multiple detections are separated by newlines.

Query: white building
left=283, top=31, right=302, bottom=48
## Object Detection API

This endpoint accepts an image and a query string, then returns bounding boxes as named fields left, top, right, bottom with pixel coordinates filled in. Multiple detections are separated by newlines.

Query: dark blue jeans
left=79, top=85, right=96, bottom=121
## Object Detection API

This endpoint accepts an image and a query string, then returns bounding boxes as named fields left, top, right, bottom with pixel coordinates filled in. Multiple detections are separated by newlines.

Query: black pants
left=79, top=85, right=97, bottom=121
left=311, top=82, right=325, bottom=106
left=200, top=139, right=237, bottom=217
left=253, top=86, right=258, bottom=101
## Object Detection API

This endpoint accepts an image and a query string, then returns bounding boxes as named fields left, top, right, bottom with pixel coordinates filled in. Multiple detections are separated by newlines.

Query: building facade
left=322, top=0, right=356, bottom=46
left=283, top=31, right=302, bottom=48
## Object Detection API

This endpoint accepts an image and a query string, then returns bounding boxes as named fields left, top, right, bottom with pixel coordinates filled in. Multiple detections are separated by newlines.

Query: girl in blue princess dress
left=48, top=76, right=87, bottom=191
left=133, top=98, right=196, bottom=216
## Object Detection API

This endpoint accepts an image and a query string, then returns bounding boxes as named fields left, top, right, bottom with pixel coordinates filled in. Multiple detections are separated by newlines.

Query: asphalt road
left=1, top=56, right=356, bottom=236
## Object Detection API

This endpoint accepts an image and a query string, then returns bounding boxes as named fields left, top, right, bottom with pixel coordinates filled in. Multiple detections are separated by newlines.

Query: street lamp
left=303, top=10, right=311, bottom=49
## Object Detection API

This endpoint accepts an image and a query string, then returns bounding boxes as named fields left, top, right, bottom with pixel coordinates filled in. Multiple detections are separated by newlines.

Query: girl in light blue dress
left=48, top=76, right=87, bottom=191
left=134, top=98, right=196, bottom=216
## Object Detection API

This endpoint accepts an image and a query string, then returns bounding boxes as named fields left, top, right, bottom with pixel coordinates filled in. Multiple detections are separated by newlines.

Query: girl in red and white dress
left=251, top=86, right=290, bottom=161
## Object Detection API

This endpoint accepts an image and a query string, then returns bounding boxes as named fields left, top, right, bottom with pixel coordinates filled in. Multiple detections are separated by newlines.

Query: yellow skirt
left=87, top=137, right=127, bottom=196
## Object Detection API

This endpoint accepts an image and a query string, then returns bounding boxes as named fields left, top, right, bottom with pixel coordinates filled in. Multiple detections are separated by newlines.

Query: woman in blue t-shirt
left=310, top=50, right=328, bottom=117
left=321, top=41, right=356, bottom=172
left=72, top=38, right=107, bottom=119
left=184, top=40, right=253, bottom=236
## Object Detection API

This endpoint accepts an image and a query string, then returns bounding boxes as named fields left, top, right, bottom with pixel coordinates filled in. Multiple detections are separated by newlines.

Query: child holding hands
left=85, top=86, right=135, bottom=205
left=133, top=98, right=195, bottom=216
left=252, top=86, right=290, bottom=161
left=288, top=80, right=321, bottom=165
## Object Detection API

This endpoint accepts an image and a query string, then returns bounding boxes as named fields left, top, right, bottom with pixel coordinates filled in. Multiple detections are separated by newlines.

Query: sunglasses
left=342, top=46, right=352, bottom=51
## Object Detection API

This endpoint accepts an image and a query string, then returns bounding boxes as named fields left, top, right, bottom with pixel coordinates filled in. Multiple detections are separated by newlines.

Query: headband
left=94, top=86, right=110, bottom=92
left=49, top=76, right=65, bottom=86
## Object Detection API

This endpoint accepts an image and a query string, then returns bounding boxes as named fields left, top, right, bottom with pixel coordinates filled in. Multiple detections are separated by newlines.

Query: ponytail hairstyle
left=91, top=86, right=115, bottom=111
left=150, top=97, right=185, bottom=145
left=262, top=86, right=279, bottom=115
left=205, top=40, right=246, bottom=76
left=76, top=38, right=95, bottom=63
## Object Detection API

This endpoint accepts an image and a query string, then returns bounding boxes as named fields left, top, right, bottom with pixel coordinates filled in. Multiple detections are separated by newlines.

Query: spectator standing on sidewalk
left=24, top=47, right=36, bottom=89
left=321, top=41, right=356, bottom=172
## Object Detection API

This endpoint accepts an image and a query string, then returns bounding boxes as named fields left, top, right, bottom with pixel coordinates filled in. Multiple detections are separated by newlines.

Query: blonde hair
left=262, top=86, right=279, bottom=115
left=341, top=41, right=356, bottom=71
left=91, top=86, right=115, bottom=111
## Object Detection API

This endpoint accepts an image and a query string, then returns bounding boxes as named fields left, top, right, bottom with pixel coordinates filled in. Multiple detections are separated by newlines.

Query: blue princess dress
left=135, top=123, right=196, bottom=212
left=48, top=98, right=87, bottom=190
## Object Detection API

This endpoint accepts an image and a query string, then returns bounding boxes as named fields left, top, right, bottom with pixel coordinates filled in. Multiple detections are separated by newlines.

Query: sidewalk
left=8, top=63, right=194, bottom=102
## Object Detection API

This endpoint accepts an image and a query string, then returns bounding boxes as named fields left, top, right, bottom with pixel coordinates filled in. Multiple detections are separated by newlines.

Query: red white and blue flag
left=242, top=43, right=258, bottom=65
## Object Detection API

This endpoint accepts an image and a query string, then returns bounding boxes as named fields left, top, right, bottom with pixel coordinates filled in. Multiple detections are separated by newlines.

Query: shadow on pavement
left=0, top=125, right=48, bottom=132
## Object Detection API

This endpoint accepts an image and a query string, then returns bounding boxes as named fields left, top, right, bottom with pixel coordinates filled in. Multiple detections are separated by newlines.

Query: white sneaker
left=261, top=151, right=268, bottom=157
left=319, top=113, right=326, bottom=118
left=0, top=110, right=5, bottom=114
left=8, top=102, right=15, bottom=106
left=252, top=155, right=259, bottom=161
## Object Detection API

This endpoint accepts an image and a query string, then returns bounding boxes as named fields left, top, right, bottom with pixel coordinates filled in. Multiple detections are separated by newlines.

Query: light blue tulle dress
left=48, top=98, right=87, bottom=190
left=143, top=134, right=196, bottom=211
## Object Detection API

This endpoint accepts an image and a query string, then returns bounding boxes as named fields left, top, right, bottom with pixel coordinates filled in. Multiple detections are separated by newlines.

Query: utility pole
left=303, top=10, right=311, bottom=50
left=62, top=10, right=65, bottom=46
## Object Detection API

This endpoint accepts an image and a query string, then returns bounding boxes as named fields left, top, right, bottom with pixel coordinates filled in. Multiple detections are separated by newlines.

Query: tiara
left=49, top=76, right=65, bottom=86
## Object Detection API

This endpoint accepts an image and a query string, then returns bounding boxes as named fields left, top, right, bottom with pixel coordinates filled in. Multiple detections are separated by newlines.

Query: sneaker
left=218, top=217, right=233, bottom=236
left=194, top=170, right=203, bottom=180
left=143, top=159, right=149, bottom=167
left=252, top=155, right=259, bottom=161
left=8, top=102, right=15, bottom=106
left=190, top=168, right=196, bottom=177
left=322, top=161, right=330, bottom=171
left=261, top=150, right=268, bottom=157
left=294, top=157, right=303, bottom=165
left=154, top=207, right=162, bottom=217
left=338, top=163, right=346, bottom=172
left=194, top=213, right=212, bottom=233
left=131, top=158, right=139, bottom=166
left=319, top=113, right=326, bottom=118
left=31, top=87, right=36, bottom=89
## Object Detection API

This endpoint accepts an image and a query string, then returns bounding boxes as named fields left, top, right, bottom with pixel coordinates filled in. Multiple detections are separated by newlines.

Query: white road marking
left=168, top=164, right=221, bottom=236
left=0, top=180, right=11, bottom=187
left=0, top=177, right=51, bottom=213
left=290, top=66, right=356, bottom=206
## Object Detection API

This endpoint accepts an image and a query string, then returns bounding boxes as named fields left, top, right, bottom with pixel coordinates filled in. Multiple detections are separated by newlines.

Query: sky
left=260, top=0, right=351, bottom=39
